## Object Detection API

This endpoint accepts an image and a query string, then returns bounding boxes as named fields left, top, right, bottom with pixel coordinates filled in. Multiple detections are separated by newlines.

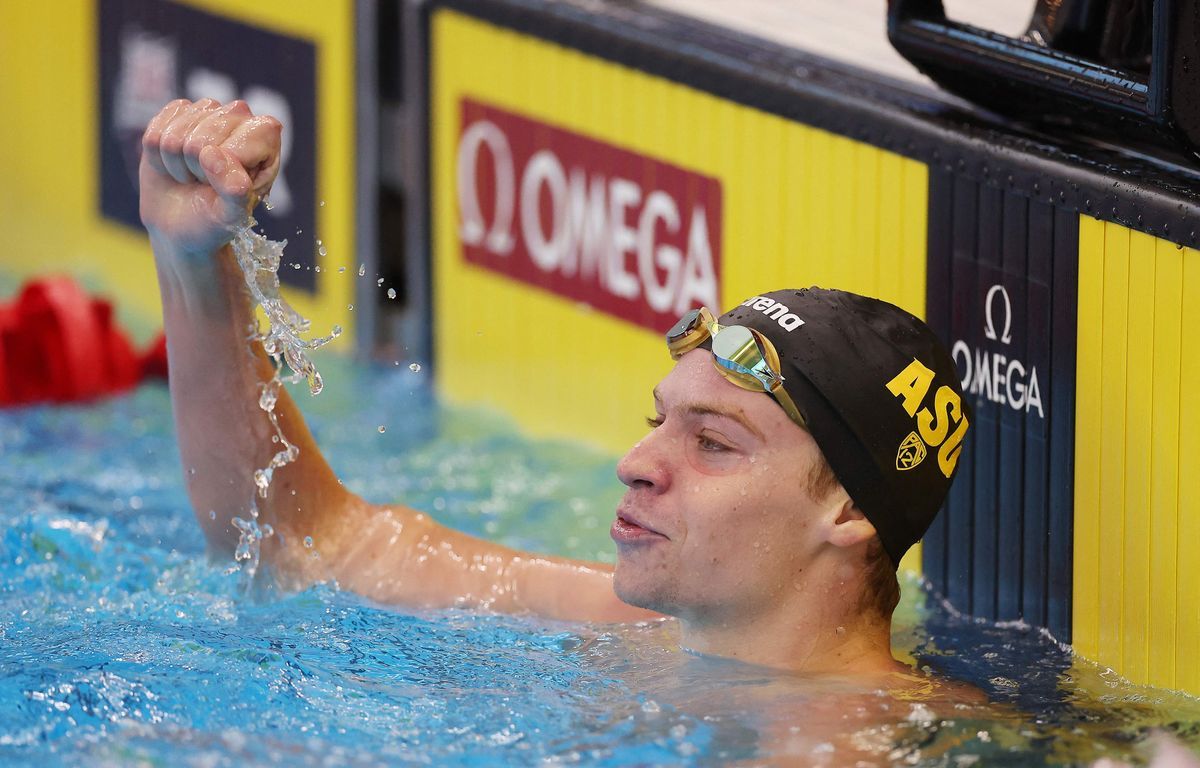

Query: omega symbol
left=983, top=284, right=1013, bottom=345
left=457, top=119, right=517, bottom=255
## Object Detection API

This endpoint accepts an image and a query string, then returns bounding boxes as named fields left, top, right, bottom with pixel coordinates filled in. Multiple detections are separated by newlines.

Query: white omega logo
left=983, top=283, right=1013, bottom=345
left=456, top=119, right=516, bottom=255
left=950, top=280, right=1044, bottom=418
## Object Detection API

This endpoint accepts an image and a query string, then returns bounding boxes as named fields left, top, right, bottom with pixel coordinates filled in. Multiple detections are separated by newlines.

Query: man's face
left=611, top=349, right=836, bottom=624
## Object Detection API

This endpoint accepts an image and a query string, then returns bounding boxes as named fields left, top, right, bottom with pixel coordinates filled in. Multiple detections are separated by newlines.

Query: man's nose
left=616, top=428, right=672, bottom=492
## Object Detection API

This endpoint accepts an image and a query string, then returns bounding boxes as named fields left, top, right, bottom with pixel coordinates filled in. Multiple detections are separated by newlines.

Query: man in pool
left=141, top=99, right=970, bottom=682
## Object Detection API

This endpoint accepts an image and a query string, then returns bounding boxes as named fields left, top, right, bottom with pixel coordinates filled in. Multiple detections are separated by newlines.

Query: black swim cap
left=716, top=288, right=970, bottom=567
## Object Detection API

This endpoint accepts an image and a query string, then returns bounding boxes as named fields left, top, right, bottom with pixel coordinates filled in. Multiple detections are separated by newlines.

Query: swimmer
left=140, top=99, right=970, bottom=684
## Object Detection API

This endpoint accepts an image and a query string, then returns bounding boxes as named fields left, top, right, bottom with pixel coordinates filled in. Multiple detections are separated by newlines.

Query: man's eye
left=645, top=416, right=664, bottom=429
left=697, top=433, right=730, bottom=452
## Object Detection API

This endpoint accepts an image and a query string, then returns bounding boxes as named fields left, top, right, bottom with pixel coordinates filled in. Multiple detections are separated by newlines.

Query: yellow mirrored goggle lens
left=664, top=307, right=807, bottom=429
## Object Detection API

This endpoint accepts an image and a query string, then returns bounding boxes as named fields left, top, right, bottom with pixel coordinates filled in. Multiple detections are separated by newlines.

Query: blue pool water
left=2, top=361, right=1199, bottom=766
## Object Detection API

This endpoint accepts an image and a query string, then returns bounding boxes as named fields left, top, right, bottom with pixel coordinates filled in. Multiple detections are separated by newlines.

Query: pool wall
left=411, top=0, right=1200, bottom=694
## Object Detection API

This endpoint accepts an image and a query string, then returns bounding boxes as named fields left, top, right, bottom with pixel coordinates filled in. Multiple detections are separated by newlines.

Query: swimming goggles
left=665, top=307, right=807, bottom=429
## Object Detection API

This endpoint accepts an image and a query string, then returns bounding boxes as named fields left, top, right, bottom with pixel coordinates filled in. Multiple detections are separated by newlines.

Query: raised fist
left=139, top=98, right=282, bottom=255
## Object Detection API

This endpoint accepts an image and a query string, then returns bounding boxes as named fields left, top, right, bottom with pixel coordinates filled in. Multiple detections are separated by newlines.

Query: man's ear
left=825, top=498, right=877, bottom=549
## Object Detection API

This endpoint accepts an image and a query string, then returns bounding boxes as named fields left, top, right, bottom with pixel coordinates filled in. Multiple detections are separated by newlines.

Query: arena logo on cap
left=739, top=296, right=805, bottom=331
left=455, top=99, right=723, bottom=332
left=884, top=359, right=969, bottom=478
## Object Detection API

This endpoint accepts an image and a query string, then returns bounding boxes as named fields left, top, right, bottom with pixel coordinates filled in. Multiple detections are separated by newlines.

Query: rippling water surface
left=2, top=362, right=1198, bottom=766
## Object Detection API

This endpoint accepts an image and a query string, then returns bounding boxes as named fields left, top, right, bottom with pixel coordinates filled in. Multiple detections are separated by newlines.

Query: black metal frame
left=889, top=0, right=1200, bottom=159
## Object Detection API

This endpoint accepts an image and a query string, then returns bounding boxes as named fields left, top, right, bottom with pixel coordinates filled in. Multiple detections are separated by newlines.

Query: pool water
left=2, top=360, right=1199, bottom=766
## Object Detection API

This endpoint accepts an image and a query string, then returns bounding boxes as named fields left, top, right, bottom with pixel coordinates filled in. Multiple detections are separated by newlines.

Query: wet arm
left=143, top=99, right=656, bottom=623
left=140, top=98, right=357, bottom=564
left=151, top=235, right=356, bottom=561
left=320, top=504, right=659, bottom=623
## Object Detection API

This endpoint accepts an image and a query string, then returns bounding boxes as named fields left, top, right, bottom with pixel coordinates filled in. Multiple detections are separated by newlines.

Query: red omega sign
left=455, top=98, right=723, bottom=332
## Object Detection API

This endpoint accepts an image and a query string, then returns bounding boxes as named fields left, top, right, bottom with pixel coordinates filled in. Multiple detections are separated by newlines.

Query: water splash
left=227, top=218, right=342, bottom=578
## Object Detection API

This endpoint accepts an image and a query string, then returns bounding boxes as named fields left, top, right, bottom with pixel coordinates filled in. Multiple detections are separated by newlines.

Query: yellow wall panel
left=875, top=152, right=900, bottom=300
left=899, top=159, right=928, bottom=311
left=1178, top=244, right=1200, bottom=695
left=1073, top=216, right=1104, bottom=660
left=1121, top=230, right=1156, bottom=683
left=1148, top=236, right=1182, bottom=688
left=1097, top=222, right=1130, bottom=671
left=807, top=131, right=836, bottom=286
left=1075, top=218, right=1200, bottom=693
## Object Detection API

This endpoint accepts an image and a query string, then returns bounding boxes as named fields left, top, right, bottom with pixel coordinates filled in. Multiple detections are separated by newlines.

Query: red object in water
left=0, top=277, right=167, bottom=407
left=0, top=304, right=12, bottom=405
left=139, top=332, right=169, bottom=381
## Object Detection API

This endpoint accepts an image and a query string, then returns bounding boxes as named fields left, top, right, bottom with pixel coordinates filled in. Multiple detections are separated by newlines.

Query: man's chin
left=612, top=568, right=674, bottom=615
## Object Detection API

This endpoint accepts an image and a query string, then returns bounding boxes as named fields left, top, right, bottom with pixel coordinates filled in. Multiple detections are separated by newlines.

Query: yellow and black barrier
left=416, top=0, right=1200, bottom=693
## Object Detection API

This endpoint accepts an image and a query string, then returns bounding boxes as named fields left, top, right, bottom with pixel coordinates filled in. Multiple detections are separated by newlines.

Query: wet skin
left=610, top=350, right=903, bottom=674
left=612, top=349, right=829, bottom=623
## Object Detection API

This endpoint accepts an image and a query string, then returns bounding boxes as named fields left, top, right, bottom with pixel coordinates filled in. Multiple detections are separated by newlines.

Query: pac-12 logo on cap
left=895, top=432, right=927, bottom=471
left=885, top=359, right=969, bottom=478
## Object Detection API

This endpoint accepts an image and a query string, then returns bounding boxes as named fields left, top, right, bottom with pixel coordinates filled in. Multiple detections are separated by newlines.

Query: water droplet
left=331, top=324, right=343, bottom=336
left=348, top=304, right=354, bottom=311
left=188, top=467, right=196, bottom=475
left=357, top=264, right=366, bottom=277
left=292, top=263, right=301, bottom=270
left=314, top=265, right=321, bottom=273
left=387, top=288, right=397, bottom=299
left=295, top=228, right=303, bottom=235
left=377, top=425, right=386, bottom=434
left=338, top=266, right=346, bottom=274
left=262, top=196, right=274, bottom=211
left=318, top=245, right=327, bottom=257
left=409, top=362, right=421, bottom=372
left=377, top=278, right=385, bottom=286
left=835, top=626, right=846, bottom=636
left=319, top=200, right=326, bottom=207
left=209, top=510, right=217, bottom=520
left=304, top=536, right=314, bottom=548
